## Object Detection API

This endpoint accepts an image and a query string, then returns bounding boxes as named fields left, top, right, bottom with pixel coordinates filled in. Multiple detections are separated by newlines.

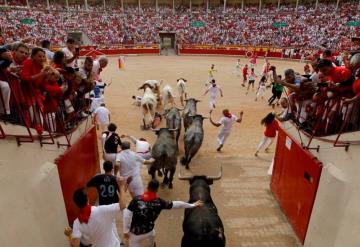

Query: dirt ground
left=99, top=55, right=304, bottom=247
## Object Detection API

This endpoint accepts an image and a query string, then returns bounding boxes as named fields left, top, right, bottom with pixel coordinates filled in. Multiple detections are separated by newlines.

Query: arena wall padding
left=270, top=127, right=322, bottom=244
left=80, top=48, right=160, bottom=57
left=55, top=125, right=100, bottom=224
left=178, top=48, right=282, bottom=58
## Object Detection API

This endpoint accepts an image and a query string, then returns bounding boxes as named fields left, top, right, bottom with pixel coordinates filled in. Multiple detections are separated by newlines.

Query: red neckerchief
left=141, top=191, right=157, bottom=202
left=224, top=112, right=232, bottom=118
left=78, top=205, right=92, bottom=224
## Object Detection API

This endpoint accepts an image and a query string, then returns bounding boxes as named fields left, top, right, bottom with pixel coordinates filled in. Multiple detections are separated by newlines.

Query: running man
left=242, top=64, right=248, bottom=87
left=250, top=52, right=257, bottom=69
left=123, top=179, right=203, bottom=247
left=209, top=109, right=244, bottom=151
left=115, top=141, right=155, bottom=197
left=207, top=64, right=217, bottom=85
left=246, top=67, right=257, bottom=94
left=255, top=76, right=267, bottom=101
left=203, top=79, right=223, bottom=110
left=233, top=58, right=242, bottom=76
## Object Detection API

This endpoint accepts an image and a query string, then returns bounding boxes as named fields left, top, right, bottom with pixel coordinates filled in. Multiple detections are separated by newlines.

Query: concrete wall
left=0, top=121, right=92, bottom=247
left=282, top=122, right=360, bottom=247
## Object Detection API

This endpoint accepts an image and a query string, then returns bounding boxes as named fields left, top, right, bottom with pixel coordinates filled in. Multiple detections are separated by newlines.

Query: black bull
left=150, top=128, right=178, bottom=189
left=179, top=171, right=226, bottom=247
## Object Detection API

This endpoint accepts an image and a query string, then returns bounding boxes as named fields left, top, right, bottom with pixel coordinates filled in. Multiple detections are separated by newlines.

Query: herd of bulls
left=138, top=80, right=226, bottom=247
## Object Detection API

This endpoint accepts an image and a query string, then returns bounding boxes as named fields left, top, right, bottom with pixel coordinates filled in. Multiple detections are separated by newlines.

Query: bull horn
left=168, top=128, right=178, bottom=131
left=206, top=165, right=223, bottom=180
left=178, top=170, right=194, bottom=180
left=150, top=127, right=160, bottom=132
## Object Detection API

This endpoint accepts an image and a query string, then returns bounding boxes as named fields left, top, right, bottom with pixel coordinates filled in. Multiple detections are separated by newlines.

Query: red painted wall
left=271, top=127, right=322, bottom=244
left=178, top=48, right=283, bottom=58
left=80, top=48, right=159, bottom=57
left=55, top=125, right=100, bottom=224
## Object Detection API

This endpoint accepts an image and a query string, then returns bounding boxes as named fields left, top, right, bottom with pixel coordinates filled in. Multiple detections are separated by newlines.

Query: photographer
left=270, top=66, right=316, bottom=127
left=61, top=38, right=79, bottom=69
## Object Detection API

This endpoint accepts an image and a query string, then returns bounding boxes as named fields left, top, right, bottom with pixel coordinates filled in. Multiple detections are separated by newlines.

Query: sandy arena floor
left=99, top=55, right=304, bottom=247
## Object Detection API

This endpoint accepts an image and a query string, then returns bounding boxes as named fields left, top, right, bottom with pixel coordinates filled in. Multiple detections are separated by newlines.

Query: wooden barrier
left=55, top=125, right=100, bottom=224
left=271, top=127, right=323, bottom=243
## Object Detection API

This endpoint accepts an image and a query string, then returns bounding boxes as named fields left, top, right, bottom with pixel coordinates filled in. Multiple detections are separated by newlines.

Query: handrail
left=285, top=93, right=359, bottom=151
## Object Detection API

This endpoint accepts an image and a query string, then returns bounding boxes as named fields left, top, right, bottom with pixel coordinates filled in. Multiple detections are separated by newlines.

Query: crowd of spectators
left=0, top=37, right=108, bottom=136
left=265, top=49, right=360, bottom=137
left=0, top=2, right=359, bottom=50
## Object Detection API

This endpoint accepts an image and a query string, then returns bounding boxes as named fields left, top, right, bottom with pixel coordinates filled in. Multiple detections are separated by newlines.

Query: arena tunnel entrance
left=159, top=31, right=177, bottom=56
left=67, top=31, right=92, bottom=45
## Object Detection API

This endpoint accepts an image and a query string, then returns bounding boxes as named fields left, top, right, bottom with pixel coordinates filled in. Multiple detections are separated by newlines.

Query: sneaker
left=217, top=144, right=223, bottom=152
left=254, top=152, right=258, bottom=157
left=265, top=148, right=269, bottom=152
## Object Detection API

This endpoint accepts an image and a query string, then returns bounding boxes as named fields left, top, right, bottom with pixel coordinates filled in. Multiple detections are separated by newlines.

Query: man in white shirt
left=116, top=142, right=155, bottom=197
left=203, top=79, right=223, bottom=110
left=209, top=109, right=244, bottom=152
left=94, top=103, right=110, bottom=133
left=64, top=176, right=126, bottom=247
left=92, top=56, right=108, bottom=82
left=233, top=58, right=242, bottom=76
left=61, top=38, right=78, bottom=68
left=276, top=97, right=294, bottom=122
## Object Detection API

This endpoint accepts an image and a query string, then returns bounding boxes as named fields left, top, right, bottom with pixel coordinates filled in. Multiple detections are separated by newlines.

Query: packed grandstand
left=0, top=1, right=360, bottom=50
left=1, top=0, right=360, bottom=143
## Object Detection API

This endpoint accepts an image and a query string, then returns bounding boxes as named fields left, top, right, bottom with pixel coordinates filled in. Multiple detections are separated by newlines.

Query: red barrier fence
left=55, top=125, right=100, bottom=224
left=271, top=127, right=323, bottom=244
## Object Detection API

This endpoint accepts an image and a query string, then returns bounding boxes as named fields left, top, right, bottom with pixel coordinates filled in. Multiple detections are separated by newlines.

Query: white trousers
left=127, top=175, right=144, bottom=197
left=209, top=96, right=216, bottom=109
left=129, top=230, right=155, bottom=247
left=104, top=152, right=117, bottom=166
left=217, top=130, right=230, bottom=146
left=45, top=112, right=57, bottom=133
left=256, top=86, right=266, bottom=99
left=256, top=136, right=274, bottom=152
left=0, top=80, right=11, bottom=115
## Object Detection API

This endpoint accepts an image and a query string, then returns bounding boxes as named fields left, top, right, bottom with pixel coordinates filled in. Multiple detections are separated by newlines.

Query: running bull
left=150, top=128, right=178, bottom=189
left=179, top=167, right=226, bottom=247
left=183, top=98, right=200, bottom=130
left=164, top=107, right=182, bottom=145
left=181, top=114, right=205, bottom=169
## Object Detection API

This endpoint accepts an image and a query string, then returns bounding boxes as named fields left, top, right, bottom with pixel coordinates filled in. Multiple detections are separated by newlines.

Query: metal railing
left=286, top=92, right=359, bottom=151
left=0, top=73, right=89, bottom=147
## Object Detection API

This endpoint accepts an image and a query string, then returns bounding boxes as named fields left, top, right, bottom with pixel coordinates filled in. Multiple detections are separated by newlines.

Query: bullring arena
left=102, top=56, right=304, bottom=247
left=1, top=1, right=360, bottom=247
